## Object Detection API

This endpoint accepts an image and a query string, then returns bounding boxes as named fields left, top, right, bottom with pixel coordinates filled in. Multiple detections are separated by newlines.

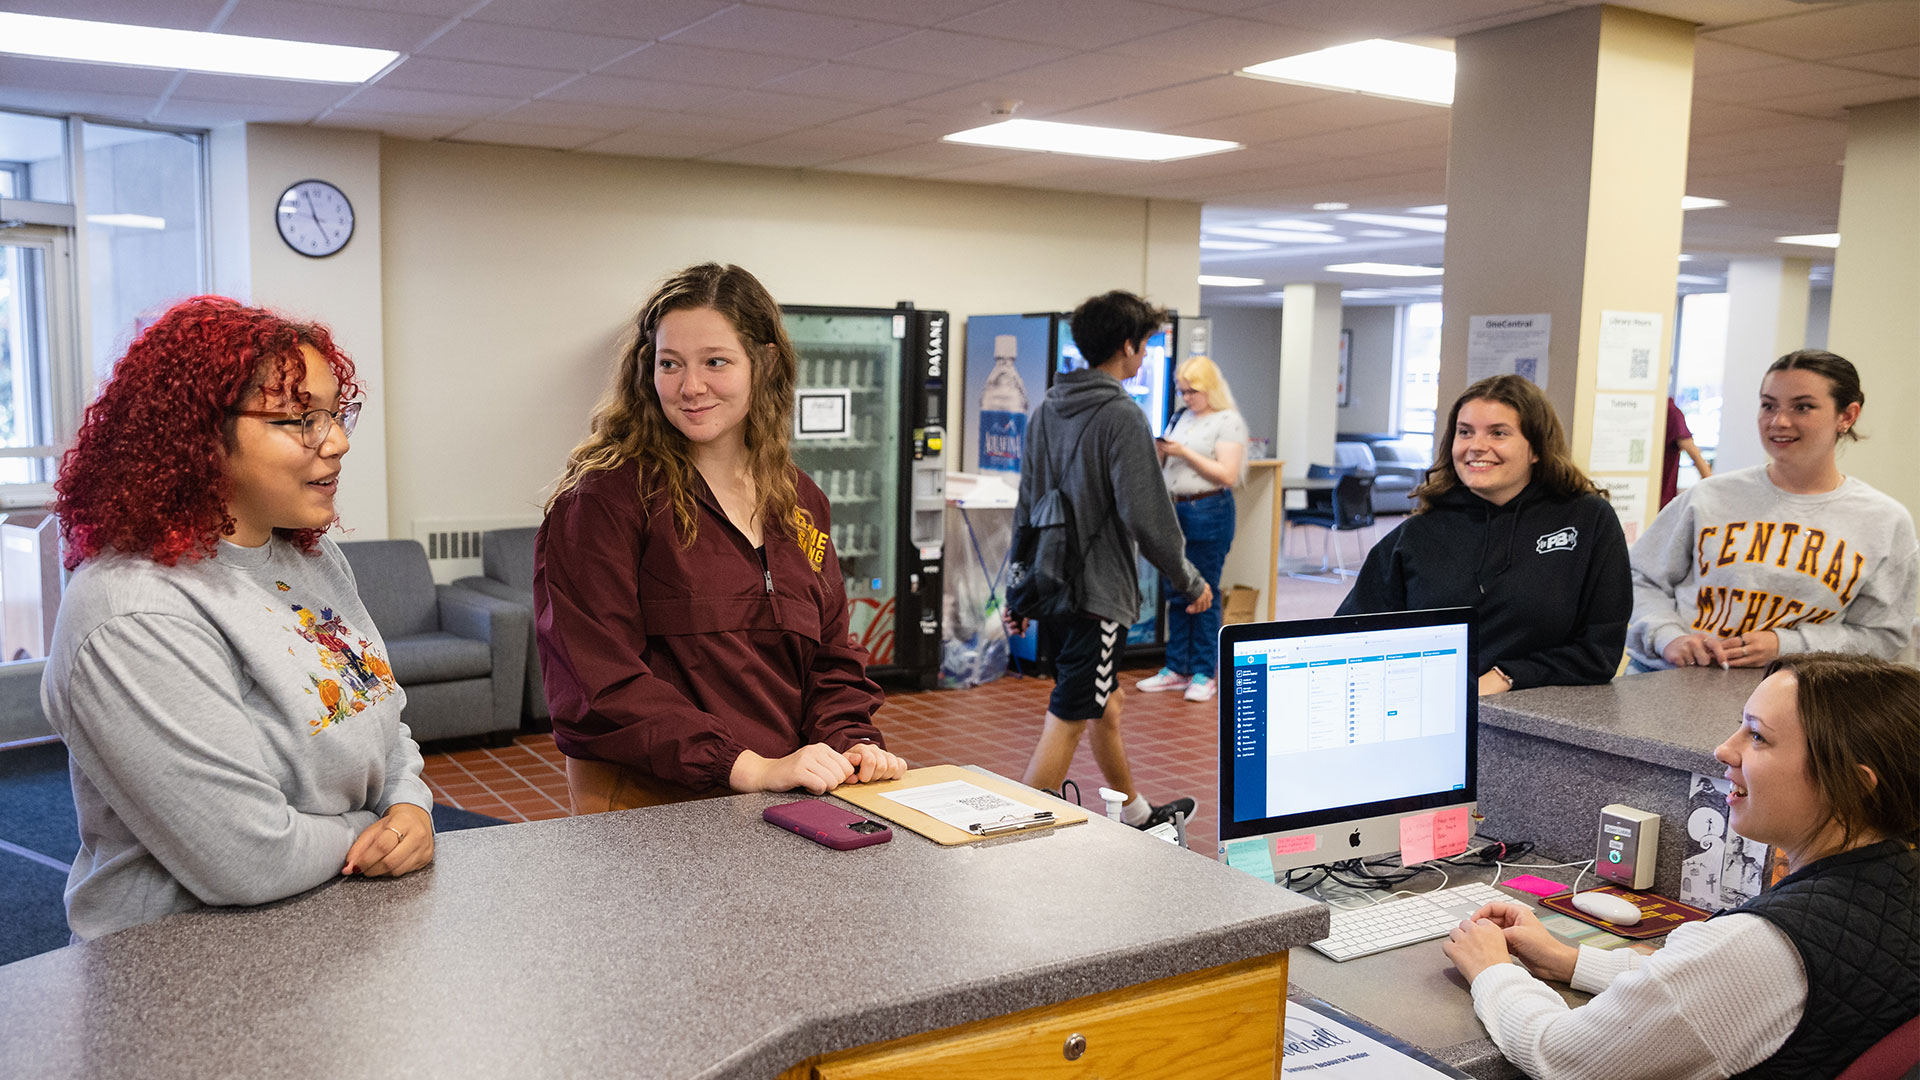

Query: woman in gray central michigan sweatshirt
left=43, top=296, right=435, bottom=941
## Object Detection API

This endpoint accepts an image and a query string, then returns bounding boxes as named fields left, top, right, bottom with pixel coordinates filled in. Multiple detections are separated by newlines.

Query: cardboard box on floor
left=1222, top=584, right=1259, bottom=625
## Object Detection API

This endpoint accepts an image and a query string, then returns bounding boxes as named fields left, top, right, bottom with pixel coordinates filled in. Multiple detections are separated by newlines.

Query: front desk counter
left=0, top=778, right=1328, bottom=1080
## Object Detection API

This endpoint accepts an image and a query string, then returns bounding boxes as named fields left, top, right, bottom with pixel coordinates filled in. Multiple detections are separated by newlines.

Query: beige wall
left=377, top=137, right=1199, bottom=537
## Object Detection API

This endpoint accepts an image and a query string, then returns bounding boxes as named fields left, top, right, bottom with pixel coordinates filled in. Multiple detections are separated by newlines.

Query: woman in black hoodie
left=1337, top=375, right=1631, bottom=695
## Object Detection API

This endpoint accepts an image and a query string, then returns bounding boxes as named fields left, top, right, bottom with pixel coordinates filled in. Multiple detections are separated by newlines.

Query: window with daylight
left=1396, top=301, right=1443, bottom=460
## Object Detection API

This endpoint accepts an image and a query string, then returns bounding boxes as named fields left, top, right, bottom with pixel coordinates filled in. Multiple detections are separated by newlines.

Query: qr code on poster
left=1515, top=357, right=1538, bottom=382
left=1629, top=438, right=1647, bottom=465
left=1630, top=348, right=1650, bottom=380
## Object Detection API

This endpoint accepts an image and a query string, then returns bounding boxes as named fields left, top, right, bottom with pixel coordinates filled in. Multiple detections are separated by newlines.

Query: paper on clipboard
left=879, top=780, right=1040, bottom=834
left=832, top=765, right=1088, bottom=845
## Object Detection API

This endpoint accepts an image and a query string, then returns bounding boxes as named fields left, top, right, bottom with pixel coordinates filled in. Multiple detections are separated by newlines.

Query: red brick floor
left=423, top=561, right=1360, bottom=856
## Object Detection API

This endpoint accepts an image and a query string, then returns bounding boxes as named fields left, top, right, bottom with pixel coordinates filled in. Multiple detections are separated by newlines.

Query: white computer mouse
left=1571, top=891, right=1643, bottom=926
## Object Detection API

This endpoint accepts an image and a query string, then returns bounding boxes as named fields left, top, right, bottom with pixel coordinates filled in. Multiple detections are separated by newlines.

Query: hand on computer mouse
left=1469, top=902, right=1579, bottom=983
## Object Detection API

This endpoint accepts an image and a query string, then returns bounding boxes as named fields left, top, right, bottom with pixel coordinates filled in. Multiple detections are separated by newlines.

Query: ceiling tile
left=759, top=63, right=964, bottom=103
left=1688, top=100, right=1810, bottom=136
left=1046, top=74, right=1304, bottom=129
left=905, top=52, right=1203, bottom=119
left=1760, top=77, right=1920, bottom=117
left=492, top=99, right=674, bottom=130
left=750, top=0, right=1005, bottom=25
left=0, top=0, right=227, bottom=29
left=698, top=126, right=921, bottom=167
left=217, top=1, right=445, bottom=51
left=312, top=109, right=468, bottom=139
left=595, top=110, right=791, bottom=142
left=375, top=57, right=580, bottom=98
left=150, top=97, right=324, bottom=125
left=942, top=0, right=1209, bottom=50
left=1705, top=2, right=1920, bottom=61
left=662, top=6, right=917, bottom=60
left=418, top=21, right=649, bottom=71
left=0, top=56, right=177, bottom=95
left=1424, top=3, right=1564, bottom=38
left=1102, top=17, right=1346, bottom=72
left=682, top=89, right=871, bottom=125
left=842, top=29, right=1072, bottom=78
left=1841, top=44, right=1920, bottom=79
left=576, top=129, right=754, bottom=158
left=1181, top=92, right=1435, bottom=144
left=818, top=142, right=1019, bottom=177
left=1694, top=60, right=1897, bottom=103
left=1692, top=40, right=1791, bottom=79
left=919, top=151, right=1122, bottom=185
left=1241, top=0, right=1548, bottom=38
left=598, top=42, right=818, bottom=88
left=291, top=0, right=474, bottom=15
left=466, top=0, right=729, bottom=39
left=167, top=73, right=357, bottom=107
left=1154, top=0, right=1303, bottom=13
left=346, top=85, right=524, bottom=119
left=448, top=119, right=613, bottom=149
left=825, top=105, right=982, bottom=135
left=1693, top=118, right=1845, bottom=156
left=539, top=74, right=734, bottom=112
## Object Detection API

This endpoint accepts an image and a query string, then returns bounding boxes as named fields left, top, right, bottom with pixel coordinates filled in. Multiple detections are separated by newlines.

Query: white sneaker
left=1183, top=674, right=1217, bottom=703
left=1136, top=668, right=1191, bottom=693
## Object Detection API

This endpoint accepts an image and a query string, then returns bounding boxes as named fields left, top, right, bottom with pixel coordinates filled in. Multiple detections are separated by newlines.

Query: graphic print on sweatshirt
left=1690, top=520, right=1866, bottom=637
left=287, top=601, right=397, bottom=733
left=1536, top=527, right=1578, bottom=554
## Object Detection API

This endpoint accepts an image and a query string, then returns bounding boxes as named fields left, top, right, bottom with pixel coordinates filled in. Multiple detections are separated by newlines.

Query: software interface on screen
left=1229, top=621, right=1470, bottom=826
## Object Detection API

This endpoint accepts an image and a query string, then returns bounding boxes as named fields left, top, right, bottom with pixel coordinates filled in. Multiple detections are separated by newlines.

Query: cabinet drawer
left=804, top=953, right=1286, bottom=1080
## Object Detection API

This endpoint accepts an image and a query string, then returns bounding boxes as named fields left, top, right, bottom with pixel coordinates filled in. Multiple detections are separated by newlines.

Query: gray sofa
left=1333, top=440, right=1421, bottom=515
left=454, top=527, right=547, bottom=722
left=339, top=539, right=528, bottom=745
left=0, top=659, right=50, bottom=745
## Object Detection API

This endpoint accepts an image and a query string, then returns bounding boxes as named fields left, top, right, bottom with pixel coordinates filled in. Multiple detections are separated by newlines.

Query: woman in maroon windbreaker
left=534, top=263, right=905, bottom=813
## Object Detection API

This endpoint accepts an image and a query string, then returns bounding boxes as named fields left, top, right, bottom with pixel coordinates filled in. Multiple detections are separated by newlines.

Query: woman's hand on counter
left=1442, top=916, right=1512, bottom=982
left=1465, top=901, right=1578, bottom=983
left=344, top=802, right=434, bottom=878
left=844, top=743, right=907, bottom=783
left=731, top=744, right=854, bottom=795
left=1476, top=670, right=1511, bottom=696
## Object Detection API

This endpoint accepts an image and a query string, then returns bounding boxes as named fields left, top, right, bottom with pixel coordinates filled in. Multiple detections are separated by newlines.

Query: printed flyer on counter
left=1282, top=997, right=1471, bottom=1077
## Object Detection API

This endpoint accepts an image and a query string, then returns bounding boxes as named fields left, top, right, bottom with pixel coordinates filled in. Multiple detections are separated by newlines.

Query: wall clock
left=276, top=179, right=354, bottom=258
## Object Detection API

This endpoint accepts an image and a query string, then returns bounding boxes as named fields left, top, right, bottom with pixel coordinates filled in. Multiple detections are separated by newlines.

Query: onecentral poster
left=1467, top=314, right=1551, bottom=388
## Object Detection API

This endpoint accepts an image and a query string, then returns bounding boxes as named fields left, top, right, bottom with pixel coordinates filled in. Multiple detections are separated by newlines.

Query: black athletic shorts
left=1046, top=616, right=1124, bottom=721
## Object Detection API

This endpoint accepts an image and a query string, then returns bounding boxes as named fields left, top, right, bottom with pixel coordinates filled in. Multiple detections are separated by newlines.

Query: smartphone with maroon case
left=763, top=800, right=893, bottom=850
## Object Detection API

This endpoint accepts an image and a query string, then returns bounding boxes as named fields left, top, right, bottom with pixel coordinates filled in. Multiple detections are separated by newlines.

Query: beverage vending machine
left=783, top=304, right=946, bottom=689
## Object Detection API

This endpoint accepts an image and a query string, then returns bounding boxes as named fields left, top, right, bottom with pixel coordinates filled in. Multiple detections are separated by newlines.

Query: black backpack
left=1006, top=399, right=1119, bottom=621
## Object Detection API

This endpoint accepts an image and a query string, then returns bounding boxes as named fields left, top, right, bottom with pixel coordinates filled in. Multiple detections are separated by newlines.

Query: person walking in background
left=1005, top=290, right=1210, bottom=831
left=1629, top=350, right=1916, bottom=671
left=1660, top=395, right=1712, bottom=510
left=1137, top=356, right=1247, bottom=704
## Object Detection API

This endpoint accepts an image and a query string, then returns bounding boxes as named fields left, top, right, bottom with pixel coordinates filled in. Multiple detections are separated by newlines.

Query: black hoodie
left=1336, top=480, right=1631, bottom=689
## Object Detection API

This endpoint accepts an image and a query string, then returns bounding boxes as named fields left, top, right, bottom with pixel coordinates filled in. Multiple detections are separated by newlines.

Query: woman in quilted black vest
left=1441, top=652, right=1917, bottom=1080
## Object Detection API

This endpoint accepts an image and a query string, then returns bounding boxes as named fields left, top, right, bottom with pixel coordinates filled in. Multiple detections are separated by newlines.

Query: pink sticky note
left=1432, top=807, right=1471, bottom=858
left=1273, top=833, right=1317, bottom=856
left=1503, top=874, right=1571, bottom=898
left=1399, top=813, right=1437, bottom=865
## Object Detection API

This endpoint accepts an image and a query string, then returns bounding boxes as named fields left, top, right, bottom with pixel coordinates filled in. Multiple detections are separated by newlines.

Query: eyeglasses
left=1178, top=386, right=1205, bottom=397
left=231, top=400, right=361, bottom=449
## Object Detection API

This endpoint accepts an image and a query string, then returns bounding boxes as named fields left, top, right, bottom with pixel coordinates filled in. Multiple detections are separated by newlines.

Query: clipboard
left=832, top=765, right=1089, bottom=846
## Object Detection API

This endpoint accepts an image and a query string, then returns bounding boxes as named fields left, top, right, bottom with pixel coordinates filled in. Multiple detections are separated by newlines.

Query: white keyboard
left=1311, top=882, right=1513, bottom=962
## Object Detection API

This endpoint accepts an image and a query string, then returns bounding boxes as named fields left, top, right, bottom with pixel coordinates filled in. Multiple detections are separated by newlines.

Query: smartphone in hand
left=763, top=800, right=893, bottom=850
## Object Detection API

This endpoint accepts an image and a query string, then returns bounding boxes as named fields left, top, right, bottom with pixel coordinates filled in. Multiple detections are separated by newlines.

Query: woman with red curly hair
left=43, top=295, right=434, bottom=940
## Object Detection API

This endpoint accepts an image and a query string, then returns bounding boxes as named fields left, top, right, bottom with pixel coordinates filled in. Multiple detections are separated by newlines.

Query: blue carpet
left=0, top=743, right=506, bottom=968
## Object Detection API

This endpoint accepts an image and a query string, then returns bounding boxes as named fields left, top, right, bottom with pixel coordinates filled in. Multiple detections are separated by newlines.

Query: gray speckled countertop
left=0, top=786, right=1328, bottom=1080
left=1479, top=666, right=1766, bottom=772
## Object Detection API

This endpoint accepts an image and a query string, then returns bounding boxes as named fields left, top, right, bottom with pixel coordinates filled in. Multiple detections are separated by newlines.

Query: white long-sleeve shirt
left=1469, top=913, right=1805, bottom=1080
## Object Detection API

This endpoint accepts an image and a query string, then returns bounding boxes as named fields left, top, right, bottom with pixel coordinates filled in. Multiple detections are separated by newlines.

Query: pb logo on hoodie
left=1537, top=527, right=1579, bottom=554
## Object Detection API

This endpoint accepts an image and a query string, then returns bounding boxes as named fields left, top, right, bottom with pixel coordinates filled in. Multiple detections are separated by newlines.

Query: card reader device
left=1595, top=804, right=1659, bottom=889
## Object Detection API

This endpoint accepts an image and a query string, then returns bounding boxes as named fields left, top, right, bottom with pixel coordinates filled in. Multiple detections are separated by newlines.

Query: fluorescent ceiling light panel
left=1255, top=218, right=1334, bottom=231
left=1681, top=195, right=1728, bottom=210
left=1313, top=202, right=1349, bottom=211
left=1337, top=213, right=1447, bottom=233
left=86, top=213, right=165, bottom=230
left=1200, top=239, right=1271, bottom=251
left=1775, top=233, right=1840, bottom=248
left=943, top=119, right=1240, bottom=162
left=1678, top=254, right=1694, bottom=262
left=1326, top=262, right=1444, bottom=277
left=0, top=12, right=398, bottom=83
left=1240, top=39, right=1455, bottom=106
left=1408, top=204, right=1447, bottom=215
left=1199, top=275, right=1265, bottom=287
left=1210, top=225, right=1344, bottom=244
left=1355, top=229, right=1405, bottom=238
left=1677, top=274, right=1721, bottom=286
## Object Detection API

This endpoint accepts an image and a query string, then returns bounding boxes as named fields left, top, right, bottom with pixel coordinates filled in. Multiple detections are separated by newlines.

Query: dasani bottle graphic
left=978, top=334, right=1028, bottom=473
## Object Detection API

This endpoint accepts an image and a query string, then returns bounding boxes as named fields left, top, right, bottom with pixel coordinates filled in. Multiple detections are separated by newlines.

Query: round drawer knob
left=1063, top=1033, right=1087, bottom=1061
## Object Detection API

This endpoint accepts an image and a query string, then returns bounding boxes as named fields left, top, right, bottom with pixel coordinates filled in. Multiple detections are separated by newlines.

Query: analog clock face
left=276, top=180, right=354, bottom=258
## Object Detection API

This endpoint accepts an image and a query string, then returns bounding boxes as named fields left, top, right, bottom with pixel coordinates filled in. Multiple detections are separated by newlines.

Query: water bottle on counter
left=978, top=334, right=1028, bottom=474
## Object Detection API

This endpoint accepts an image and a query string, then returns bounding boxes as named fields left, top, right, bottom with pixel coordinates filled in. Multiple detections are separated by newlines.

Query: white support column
left=1714, top=257, right=1812, bottom=473
left=1277, top=282, right=1342, bottom=477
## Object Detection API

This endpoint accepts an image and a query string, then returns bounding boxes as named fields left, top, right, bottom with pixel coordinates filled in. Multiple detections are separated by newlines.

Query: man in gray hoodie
left=1006, top=290, right=1211, bottom=831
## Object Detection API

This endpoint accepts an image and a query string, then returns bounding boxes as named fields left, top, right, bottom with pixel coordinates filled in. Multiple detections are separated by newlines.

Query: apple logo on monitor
left=1349, top=829, right=1362, bottom=848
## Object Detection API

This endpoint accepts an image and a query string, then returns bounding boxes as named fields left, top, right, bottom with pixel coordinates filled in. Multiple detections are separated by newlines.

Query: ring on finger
left=385, top=826, right=406, bottom=841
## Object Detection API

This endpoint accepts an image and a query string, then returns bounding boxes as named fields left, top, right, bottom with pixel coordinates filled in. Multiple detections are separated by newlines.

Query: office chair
left=1286, top=473, right=1375, bottom=582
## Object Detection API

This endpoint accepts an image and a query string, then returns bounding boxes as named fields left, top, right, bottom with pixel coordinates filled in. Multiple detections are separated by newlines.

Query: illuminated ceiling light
left=1255, top=218, right=1334, bottom=231
left=1341, top=289, right=1397, bottom=299
left=1678, top=254, right=1694, bottom=261
left=942, top=118, right=1241, bottom=162
left=1775, top=233, right=1839, bottom=247
left=1211, top=225, right=1345, bottom=244
left=1354, top=229, right=1405, bottom=238
left=1336, top=212, right=1447, bottom=233
left=1239, top=39, right=1455, bottom=106
left=1325, top=262, right=1444, bottom=277
left=0, top=12, right=399, bottom=82
left=1408, top=204, right=1447, bottom=215
left=1312, top=201, right=1349, bottom=211
left=1677, top=274, right=1721, bottom=286
left=1200, top=239, right=1271, bottom=251
left=86, top=213, right=166, bottom=230
left=1681, top=195, right=1728, bottom=211
left=1199, top=275, right=1265, bottom=287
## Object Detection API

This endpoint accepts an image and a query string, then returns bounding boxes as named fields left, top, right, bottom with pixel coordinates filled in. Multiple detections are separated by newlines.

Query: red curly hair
left=54, top=296, right=361, bottom=570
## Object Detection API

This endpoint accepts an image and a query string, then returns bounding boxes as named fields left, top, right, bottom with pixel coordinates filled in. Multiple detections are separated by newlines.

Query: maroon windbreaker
left=534, top=461, right=886, bottom=791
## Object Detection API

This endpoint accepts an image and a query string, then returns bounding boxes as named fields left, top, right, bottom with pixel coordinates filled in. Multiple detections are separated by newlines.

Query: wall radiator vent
left=413, top=518, right=540, bottom=584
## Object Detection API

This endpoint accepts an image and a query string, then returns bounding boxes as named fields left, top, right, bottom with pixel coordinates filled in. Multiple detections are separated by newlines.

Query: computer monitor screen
left=1218, top=608, right=1477, bottom=875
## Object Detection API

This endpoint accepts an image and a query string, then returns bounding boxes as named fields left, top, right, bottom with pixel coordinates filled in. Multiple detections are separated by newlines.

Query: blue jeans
left=1164, top=489, right=1234, bottom=678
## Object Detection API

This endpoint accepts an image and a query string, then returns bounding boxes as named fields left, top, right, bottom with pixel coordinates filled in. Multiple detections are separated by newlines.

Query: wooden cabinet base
left=779, top=953, right=1288, bottom=1080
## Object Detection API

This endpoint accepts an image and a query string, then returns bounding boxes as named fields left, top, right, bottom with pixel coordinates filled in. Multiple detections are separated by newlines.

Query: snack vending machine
left=784, top=304, right=947, bottom=689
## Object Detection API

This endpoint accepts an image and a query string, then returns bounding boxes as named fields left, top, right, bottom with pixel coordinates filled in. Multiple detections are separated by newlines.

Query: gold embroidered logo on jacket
left=792, top=507, right=827, bottom=573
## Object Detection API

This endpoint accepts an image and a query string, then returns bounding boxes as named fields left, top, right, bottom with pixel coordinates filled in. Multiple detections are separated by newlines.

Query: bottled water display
left=977, top=334, right=1028, bottom=473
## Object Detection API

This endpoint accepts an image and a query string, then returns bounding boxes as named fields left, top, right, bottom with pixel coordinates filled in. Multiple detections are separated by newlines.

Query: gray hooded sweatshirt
left=1015, top=367, right=1205, bottom=627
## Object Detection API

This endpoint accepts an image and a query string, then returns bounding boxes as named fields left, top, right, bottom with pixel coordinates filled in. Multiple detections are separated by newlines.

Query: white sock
left=1122, top=795, right=1150, bottom=826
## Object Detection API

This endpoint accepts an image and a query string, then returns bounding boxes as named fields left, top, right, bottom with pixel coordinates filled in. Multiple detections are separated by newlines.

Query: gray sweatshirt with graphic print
left=1016, top=368, right=1205, bottom=627
left=42, top=536, right=431, bottom=940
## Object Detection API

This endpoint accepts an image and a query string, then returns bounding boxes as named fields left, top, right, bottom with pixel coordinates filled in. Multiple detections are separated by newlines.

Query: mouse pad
left=1539, top=884, right=1712, bottom=939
